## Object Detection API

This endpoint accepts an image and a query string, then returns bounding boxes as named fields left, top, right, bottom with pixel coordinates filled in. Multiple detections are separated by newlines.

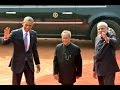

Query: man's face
left=97, top=25, right=107, bottom=35
left=22, top=21, right=33, bottom=32
left=61, top=33, right=71, bottom=46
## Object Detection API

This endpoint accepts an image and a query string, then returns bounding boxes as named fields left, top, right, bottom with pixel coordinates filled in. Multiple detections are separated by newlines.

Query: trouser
left=61, top=83, right=73, bottom=85
left=12, top=61, right=35, bottom=85
left=61, top=81, right=74, bottom=85
left=97, top=73, right=115, bottom=85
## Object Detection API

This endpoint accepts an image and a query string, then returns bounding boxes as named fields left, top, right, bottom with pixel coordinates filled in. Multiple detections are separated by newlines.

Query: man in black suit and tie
left=93, top=21, right=120, bottom=85
left=0, top=16, right=40, bottom=85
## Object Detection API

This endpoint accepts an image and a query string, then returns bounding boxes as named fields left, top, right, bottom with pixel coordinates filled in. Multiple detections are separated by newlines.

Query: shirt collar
left=63, top=43, right=71, bottom=48
left=22, top=27, right=29, bottom=36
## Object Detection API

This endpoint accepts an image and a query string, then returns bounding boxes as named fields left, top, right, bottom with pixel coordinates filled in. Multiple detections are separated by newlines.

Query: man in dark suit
left=93, top=21, right=120, bottom=85
left=0, top=16, right=40, bottom=85
left=53, top=30, right=82, bottom=85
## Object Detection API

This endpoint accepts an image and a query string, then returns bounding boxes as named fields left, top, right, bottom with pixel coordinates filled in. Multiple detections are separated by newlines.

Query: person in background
left=93, top=21, right=120, bottom=85
left=0, top=16, right=40, bottom=85
left=53, top=30, right=82, bottom=85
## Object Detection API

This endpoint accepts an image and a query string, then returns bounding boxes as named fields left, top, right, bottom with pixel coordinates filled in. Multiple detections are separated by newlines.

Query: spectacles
left=64, top=52, right=71, bottom=61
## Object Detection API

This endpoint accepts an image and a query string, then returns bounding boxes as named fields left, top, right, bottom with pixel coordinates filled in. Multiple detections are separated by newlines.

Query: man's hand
left=4, top=27, right=10, bottom=39
left=36, top=64, right=40, bottom=73
left=54, top=74, right=59, bottom=80
left=101, top=32, right=109, bottom=43
left=76, top=76, right=80, bottom=79
left=93, top=72, right=97, bottom=79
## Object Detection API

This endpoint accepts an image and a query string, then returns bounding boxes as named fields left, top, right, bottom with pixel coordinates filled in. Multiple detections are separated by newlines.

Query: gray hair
left=61, top=30, right=71, bottom=38
left=97, top=21, right=108, bottom=29
left=23, top=16, right=34, bottom=23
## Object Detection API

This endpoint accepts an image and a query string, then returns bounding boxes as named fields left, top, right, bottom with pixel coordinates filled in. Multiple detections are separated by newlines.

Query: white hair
left=97, top=21, right=108, bottom=29
left=61, top=30, right=71, bottom=38
left=23, top=16, right=34, bottom=23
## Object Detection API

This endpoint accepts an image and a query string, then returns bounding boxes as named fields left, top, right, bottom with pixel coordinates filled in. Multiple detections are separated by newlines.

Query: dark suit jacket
left=2, top=28, right=40, bottom=73
left=53, top=43, right=82, bottom=84
left=93, top=32, right=120, bottom=76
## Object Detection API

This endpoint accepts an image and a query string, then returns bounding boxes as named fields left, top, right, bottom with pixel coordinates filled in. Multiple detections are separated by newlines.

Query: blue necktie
left=24, top=32, right=28, bottom=52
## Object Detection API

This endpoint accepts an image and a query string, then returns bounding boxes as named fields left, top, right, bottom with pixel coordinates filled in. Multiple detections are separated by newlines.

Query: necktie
left=24, top=32, right=28, bottom=52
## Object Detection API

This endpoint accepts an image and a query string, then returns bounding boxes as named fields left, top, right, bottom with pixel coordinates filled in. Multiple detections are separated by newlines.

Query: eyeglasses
left=64, top=52, right=71, bottom=61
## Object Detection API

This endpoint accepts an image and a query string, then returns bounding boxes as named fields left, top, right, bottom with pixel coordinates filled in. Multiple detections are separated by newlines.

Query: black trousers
left=97, top=73, right=115, bottom=85
left=61, top=82, right=74, bottom=85
left=12, top=61, right=35, bottom=85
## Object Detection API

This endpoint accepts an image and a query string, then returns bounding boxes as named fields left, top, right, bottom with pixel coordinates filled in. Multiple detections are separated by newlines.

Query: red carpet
left=21, top=59, right=120, bottom=85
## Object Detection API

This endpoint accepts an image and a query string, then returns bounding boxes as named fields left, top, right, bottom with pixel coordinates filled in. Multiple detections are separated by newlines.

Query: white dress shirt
left=22, top=28, right=30, bottom=51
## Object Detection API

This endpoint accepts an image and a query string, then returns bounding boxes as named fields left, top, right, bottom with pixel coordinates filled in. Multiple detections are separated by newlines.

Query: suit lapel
left=19, top=29, right=24, bottom=44
left=19, top=29, right=26, bottom=51
left=29, top=31, right=34, bottom=50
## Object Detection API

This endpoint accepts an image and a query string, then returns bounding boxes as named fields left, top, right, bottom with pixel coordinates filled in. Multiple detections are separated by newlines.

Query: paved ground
left=0, top=38, right=120, bottom=85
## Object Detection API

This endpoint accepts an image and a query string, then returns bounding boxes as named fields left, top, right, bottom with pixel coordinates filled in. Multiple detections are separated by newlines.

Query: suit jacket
left=2, top=28, right=40, bottom=73
left=93, top=32, right=120, bottom=76
left=53, top=43, right=82, bottom=84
